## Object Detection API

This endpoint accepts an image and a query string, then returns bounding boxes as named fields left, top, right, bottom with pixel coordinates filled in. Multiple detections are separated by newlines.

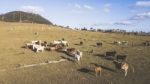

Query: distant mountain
left=0, top=11, right=52, bottom=25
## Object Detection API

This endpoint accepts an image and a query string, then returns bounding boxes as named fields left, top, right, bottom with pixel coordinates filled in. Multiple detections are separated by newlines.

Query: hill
left=0, top=11, right=52, bottom=25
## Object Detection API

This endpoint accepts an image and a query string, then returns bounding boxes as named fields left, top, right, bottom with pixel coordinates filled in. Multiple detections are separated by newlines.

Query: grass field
left=0, top=22, right=150, bottom=84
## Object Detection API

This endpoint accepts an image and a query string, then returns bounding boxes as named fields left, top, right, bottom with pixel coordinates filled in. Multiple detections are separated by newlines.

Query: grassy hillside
left=0, top=11, right=52, bottom=25
left=0, top=22, right=150, bottom=84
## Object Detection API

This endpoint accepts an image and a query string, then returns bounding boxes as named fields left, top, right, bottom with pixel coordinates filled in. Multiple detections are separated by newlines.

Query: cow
left=52, top=40, right=69, bottom=47
left=113, top=60, right=129, bottom=77
left=116, top=55, right=127, bottom=62
left=41, top=41, right=48, bottom=47
left=65, top=48, right=82, bottom=61
left=53, top=40, right=61, bottom=45
left=25, top=43, right=34, bottom=49
left=49, top=44, right=64, bottom=51
left=31, top=40, right=42, bottom=45
left=66, top=48, right=76, bottom=53
left=96, top=42, right=103, bottom=47
left=122, top=41, right=128, bottom=45
left=74, top=50, right=83, bottom=61
left=121, top=62, right=129, bottom=77
left=114, top=41, right=128, bottom=45
left=143, top=41, right=150, bottom=46
left=31, top=40, right=38, bottom=44
left=32, top=44, right=45, bottom=52
left=80, top=41, right=83, bottom=45
left=92, top=64, right=102, bottom=77
left=105, top=51, right=117, bottom=60
left=114, top=41, right=121, bottom=45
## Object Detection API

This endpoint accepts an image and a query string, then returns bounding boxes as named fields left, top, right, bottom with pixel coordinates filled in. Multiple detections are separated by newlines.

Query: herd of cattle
left=24, top=39, right=149, bottom=77
left=25, top=39, right=82, bottom=61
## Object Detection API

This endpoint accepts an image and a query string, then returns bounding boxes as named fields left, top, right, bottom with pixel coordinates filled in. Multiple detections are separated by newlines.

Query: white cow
left=53, top=40, right=61, bottom=45
left=52, top=40, right=68, bottom=46
left=32, top=44, right=45, bottom=52
left=26, top=43, right=33, bottom=48
left=74, top=50, right=83, bottom=61
left=31, top=40, right=42, bottom=45
left=61, top=41, right=68, bottom=46
left=31, top=40, right=38, bottom=44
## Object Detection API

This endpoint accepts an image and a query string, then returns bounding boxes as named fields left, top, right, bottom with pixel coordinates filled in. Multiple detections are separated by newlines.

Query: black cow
left=96, top=42, right=103, bottom=47
left=105, top=51, right=116, bottom=60
left=143, top=41, right=150, bottom=46
left=116, top=55, right=127, bottom=62
left=80, top=41, right=83, bottom=45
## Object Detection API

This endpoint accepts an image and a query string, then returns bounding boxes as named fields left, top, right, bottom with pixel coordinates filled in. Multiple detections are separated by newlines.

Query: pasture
left=0, top=22, right=150, bottom=84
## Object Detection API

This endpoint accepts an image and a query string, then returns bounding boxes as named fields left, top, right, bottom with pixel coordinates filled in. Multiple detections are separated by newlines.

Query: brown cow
left=67, top=48, right=76, bottom=53
left=121, top=62, right=129, bottom=77
left=93, top=64, right=102, bottom=77
left=113, top=60, right=129, bottom=77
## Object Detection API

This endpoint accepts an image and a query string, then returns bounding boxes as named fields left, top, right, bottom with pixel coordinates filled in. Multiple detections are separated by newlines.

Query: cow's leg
left=99, top=71, right=101, bottom=76
left=124, top=70, right=127, bottom=77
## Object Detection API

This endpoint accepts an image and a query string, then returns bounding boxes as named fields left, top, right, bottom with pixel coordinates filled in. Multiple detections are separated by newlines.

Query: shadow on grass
left=90, top=45, right=96, bottom=47
left=21, top=46, right=26, bottom=49
left=77, top=68, right=95, bottom=76
left=60, top=55, right=76, bottom=63
left=93, top=54, right=116, bottom=61
left=74, top=43, right=82, bottom=46
left=90, top=63, right=117, bottom=73
left=93, top=54, right=105, bottom=57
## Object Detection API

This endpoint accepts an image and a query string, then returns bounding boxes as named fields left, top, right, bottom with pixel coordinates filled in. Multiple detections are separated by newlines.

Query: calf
left=116, top=55, right=127, bottom=62
left=96, top=42, right=102, bottom=47
left=80, top=41, right=83, bottom=45
left=93, top=64, right=102, bottom=77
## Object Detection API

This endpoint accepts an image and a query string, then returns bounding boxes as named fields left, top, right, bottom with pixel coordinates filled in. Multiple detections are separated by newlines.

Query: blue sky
left=0, top=0, right=150, bottom=32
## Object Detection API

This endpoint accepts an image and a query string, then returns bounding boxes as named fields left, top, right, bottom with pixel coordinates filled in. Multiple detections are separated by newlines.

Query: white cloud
left=104, top=4, right=111, bottom=13
left=115, top=20, right=132, bottom=25
left=74, top=4, right=81, bottom=9
left=21, top=6, right=45, bottom=14
left=136, top=1, right=150, bottom=7
left=74, top=4, right=94, bottom=10
left=115, top=11, right=150, bottom=25
left=83, top=5, right=94, bottom=10
left=131, top=11, right=150, bottom=20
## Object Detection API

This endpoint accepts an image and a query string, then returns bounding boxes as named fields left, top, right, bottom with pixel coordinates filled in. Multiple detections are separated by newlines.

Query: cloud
left=130, top=11, right=150, bottom=20
left=104, top=4, right=111, bottom=13
left=74, top=4, right=94, bottom=10
left=135, top=1, right=150, bottom=7
left=74, top=4, right=81, bottom=9
left=83, top=5, right=94, bottom=10
left=115, top=11, right=150, bottom=25
left=115, top=20, right=132, bottom=25
left=21, top=6, right=45, bottom=14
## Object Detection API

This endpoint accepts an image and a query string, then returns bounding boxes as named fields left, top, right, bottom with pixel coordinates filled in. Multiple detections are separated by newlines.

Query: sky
left=0, top=0, right=150, bottom=32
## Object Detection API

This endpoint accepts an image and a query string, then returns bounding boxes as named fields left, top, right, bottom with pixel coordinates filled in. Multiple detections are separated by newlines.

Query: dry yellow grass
left=0, top=22, right=150, bottom=84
